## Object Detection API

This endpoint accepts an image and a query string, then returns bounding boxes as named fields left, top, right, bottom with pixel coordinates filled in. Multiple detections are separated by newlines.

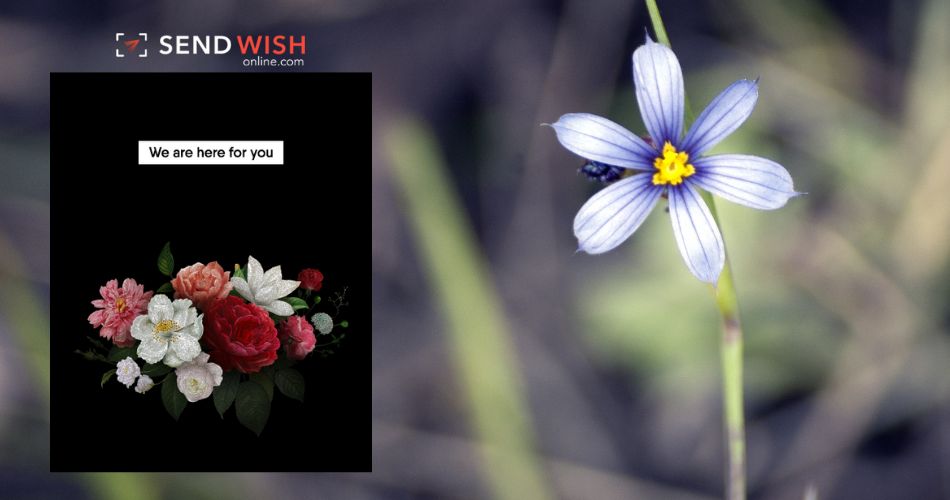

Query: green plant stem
left=387, top=117, right=553, bottom=500
left=645, top=2, right=746, bottom=499
left=705, top=195, right=746, bottom=500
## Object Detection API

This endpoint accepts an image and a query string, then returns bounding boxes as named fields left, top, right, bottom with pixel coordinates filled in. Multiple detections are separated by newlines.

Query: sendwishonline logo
left=114, top=33, right=307, bottom=67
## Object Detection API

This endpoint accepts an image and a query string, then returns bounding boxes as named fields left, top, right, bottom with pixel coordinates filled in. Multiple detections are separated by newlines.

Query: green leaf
left=156, top=282, right=174, bottom=294
left=161, top=375, right=187, bottom=421
left=157, top=242, right=174, bottom=277
left=85, top=337, right=108, bottom=351
left=101, top=369, right=116, bottom=388
left=76, top=348, right=109, bottom=363
left=281, top=297, right=308, bottom=312
left=141, top=363, right=172, bottom=377
left=273, top=353, right=295, bottom=370
left=107, top=346, right=136, bottom=362
left=235, top=381, right=270, bottom=436
left=339, top=320, right=349, bottom=328
left=249, top=371, right=274, bottom=402
left=233, top=264, right=246, bottom=280
left=274, top=368, right=305, bottom=402
left=213, top=371, right=240, bottom=418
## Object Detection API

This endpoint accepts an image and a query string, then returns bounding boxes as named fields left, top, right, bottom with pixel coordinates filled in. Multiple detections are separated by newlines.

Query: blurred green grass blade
left=0, top=231, right=50, bottom=404
left=84, top=473, right=159, bottom=500
left=386, top=118, right=553, bottom=500
left=0, top=231, right=155, bottom=498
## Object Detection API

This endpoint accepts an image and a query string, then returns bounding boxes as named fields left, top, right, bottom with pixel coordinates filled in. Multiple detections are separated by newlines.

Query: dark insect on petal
left=580, top=160, right=625, bottom=183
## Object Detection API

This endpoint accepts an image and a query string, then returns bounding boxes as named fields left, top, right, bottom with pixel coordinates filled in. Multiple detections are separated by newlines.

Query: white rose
left=175, top=353, right=224, bottom=403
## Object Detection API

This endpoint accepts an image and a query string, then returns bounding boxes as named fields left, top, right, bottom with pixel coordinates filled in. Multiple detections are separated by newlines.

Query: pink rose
left=171, top=261, right=232, bottom=311
left=278, top=315, right=316, bottom=360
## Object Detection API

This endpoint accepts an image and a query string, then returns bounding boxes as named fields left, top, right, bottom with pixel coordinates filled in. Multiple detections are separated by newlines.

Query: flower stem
left=705, top=195, right=746, bottom=500
left=644, top=2, right=746, bottom=499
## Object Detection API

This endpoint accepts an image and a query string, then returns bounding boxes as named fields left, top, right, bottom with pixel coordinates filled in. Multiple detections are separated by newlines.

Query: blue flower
left=550, top=36, right=799, bottom=284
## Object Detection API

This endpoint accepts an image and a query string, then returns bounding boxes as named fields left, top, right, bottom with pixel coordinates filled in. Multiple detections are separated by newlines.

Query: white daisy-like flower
left=311, top=312, right=334, bottom=335
left=130, top=295, right=204, bottom=367
left=116, top=357, right=140, bottom=388
left=134, top=374, right=154, bottom=394
left=230, top=255, right=300, bottom=316
left=175, top=352, right=223, bottom=403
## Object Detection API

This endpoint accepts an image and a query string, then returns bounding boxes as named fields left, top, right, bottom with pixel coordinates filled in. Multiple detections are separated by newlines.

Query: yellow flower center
left=153, top=319, right=179, bottom=334
left=652, top=141, right=695, bottom=186
left=115, top=297, right=127, bottom=313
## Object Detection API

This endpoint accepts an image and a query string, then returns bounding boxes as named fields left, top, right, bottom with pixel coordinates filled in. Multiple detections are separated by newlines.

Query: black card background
left=50, top=73, right=370, bottom=472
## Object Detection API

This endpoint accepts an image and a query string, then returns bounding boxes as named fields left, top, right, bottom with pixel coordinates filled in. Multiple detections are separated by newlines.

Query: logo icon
left=115, top=32, right=148, bottom=58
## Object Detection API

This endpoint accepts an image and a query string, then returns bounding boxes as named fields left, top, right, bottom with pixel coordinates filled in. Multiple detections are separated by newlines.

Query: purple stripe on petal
left=551, top=113, right=655, bottom=169
left=574, top=174, right=661, bottom=254
left=668, top=184, right=724, bottom=284
left=681, top=79, right=758, bottom=156
left=632, top=37, right=685, bottom=146
left=692, top=154, right=799, bottom=210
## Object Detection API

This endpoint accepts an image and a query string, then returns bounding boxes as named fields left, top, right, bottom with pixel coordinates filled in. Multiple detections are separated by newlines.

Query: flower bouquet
left=77, top=243, right=351, bottom=435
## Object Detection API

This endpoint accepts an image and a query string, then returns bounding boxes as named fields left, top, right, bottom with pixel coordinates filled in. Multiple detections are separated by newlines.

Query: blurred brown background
left=2, top=0, right=950, bottom=498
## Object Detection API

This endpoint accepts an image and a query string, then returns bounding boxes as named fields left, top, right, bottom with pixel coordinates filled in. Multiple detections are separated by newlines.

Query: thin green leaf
left=85, top=337, right=108, bottom=351
left=157, top=242, right=174, bottom=277
left=76, top=348, right=110, bottom=364
left=156, top=282, right=174, bottom=294
left=101, top=369, right=116, bottom=388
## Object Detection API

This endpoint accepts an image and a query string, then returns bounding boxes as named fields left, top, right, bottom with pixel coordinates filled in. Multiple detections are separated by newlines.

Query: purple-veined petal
left=681, top=79, right=758, bottom=156
left=632, top=36, right=685, bottom=146
left=550, top=113, right=655, bottom=170
left=668, top=183, right=724, bottom=284
left=691, top=154, right=798, bottom=210
left=574, top=174, right=662, bottom=254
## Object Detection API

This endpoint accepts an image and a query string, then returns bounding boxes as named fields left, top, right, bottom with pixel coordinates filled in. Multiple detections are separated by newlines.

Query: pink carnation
left=88, top=278, right=153, bottom=347
left=278, top=315, right=316, bottom=360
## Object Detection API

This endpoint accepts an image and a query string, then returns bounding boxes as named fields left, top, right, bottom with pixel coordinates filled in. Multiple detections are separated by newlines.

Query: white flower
left=130, top=295, right=204, bottom=367
left=116, top=357, right=140, bottom=388
left=230, top=255, right=300, bottom=316
left=311, top=312, right=334, bottom=335
left=134, top=374, right=154, bottom=394
left=175, top=352, right=223, bottom=403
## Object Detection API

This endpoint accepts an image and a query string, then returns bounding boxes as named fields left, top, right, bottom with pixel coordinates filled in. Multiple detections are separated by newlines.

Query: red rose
left=297, top=268, right=323, bottom=291
left=204, top=296, right=279, bottom=373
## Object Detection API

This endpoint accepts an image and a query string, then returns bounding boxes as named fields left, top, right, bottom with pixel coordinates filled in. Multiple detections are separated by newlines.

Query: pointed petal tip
left=549, top=113, right=655, bottom=169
